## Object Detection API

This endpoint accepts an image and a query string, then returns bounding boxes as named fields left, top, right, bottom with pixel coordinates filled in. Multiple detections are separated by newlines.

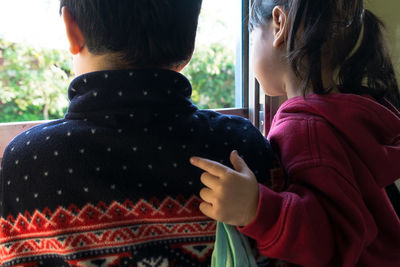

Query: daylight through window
left=0, top=0, right=242, bottom=123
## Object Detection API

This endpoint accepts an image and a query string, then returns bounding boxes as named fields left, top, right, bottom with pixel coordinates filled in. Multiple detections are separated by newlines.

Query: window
left=184, top=0, right=241, bottom=110
left=0, top=0, right=70, bottom=123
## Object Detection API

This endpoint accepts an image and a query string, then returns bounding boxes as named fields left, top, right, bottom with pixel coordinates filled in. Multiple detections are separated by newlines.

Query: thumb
left=230, top=150, right=251, bottom=174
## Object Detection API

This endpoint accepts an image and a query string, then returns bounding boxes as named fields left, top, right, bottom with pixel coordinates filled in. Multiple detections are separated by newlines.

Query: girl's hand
left=190, top=150, right=259, bottom=227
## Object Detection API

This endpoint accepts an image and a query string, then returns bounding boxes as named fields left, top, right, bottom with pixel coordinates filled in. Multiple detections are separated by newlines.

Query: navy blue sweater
left=0, top=69, right=274, bottom=267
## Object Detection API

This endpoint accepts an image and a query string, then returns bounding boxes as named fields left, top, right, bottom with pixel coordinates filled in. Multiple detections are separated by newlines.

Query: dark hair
left=250, top=0, right=400, bottom=109
left=59, top=0, right=203, bottom=68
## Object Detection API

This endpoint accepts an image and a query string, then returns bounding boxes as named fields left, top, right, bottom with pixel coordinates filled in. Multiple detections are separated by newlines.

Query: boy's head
left=60, top=0, right=203, bottom=71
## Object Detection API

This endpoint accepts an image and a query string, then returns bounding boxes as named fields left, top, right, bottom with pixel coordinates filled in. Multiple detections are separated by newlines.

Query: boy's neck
left=73, top=47, right=113, bottom=76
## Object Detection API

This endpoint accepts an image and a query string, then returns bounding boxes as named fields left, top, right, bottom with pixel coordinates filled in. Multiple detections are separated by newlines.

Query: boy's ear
left=62, top=7, right=85, bottom=55
left=272, top=6, right=288, bottom=48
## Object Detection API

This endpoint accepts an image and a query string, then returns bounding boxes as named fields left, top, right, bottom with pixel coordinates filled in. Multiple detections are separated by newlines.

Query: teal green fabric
left=211, top=222, right=258, bottom=267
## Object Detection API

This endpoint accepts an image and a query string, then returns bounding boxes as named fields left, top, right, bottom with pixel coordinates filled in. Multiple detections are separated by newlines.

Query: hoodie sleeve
left=239, top=166, right=372, bottom=266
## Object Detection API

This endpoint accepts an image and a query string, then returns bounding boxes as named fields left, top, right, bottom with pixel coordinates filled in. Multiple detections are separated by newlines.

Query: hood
left=276, top=93, right=400, bottom=187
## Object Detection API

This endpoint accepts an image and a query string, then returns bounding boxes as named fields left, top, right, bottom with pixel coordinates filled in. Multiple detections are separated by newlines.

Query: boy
left=0, top=0, right=273, bottom=266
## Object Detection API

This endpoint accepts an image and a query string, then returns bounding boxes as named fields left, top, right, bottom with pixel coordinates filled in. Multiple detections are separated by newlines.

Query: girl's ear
left=272, top=6, right=288, bottom=48
left=62, top=7, right=85, bottom=55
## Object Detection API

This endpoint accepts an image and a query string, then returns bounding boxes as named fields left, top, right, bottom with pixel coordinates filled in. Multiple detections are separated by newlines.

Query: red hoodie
left=239, top=93, right=400, bottom=266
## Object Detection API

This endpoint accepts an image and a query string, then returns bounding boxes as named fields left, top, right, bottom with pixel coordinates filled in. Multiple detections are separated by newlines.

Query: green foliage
left=0, top=40, right=235, bottom=123
left=184, top=43, right=235, bottom=109
left=0, top=39, right=72, bottom=123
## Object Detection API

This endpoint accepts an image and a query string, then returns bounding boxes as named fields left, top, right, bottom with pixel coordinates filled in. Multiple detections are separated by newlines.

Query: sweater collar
left=66, top=69, right=195, bottom=115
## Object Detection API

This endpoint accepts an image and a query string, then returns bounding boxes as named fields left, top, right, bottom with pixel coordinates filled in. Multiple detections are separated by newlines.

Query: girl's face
left=252, top=24, right=287, bottom=97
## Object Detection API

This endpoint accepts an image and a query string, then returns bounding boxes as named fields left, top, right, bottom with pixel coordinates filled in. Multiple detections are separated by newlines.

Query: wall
left=366, top=0, right=400, bottom=188
left=367, top=0, right=400, bottom=79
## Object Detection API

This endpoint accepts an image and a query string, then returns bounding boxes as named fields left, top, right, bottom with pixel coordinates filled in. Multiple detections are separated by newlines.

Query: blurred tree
left=184, top=43, right=235, bottom=109
left=0, top=39, right=71, bottom=122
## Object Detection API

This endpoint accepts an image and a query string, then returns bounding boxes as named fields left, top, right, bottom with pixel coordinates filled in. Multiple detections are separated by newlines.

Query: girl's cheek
left=251, top=28, right=287, bottom=97
left=251, top=30, right=269, bottom=82
left=252, top=43, right=276, bottom=95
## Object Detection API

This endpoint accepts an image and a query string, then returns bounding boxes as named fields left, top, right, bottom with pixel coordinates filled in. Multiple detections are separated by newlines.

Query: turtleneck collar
left=65, top=69, right=196, bottom=120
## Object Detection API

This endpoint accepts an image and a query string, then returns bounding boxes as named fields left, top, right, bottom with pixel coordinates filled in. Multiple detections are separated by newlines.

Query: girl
left=190, top=0, right=400, bottom=266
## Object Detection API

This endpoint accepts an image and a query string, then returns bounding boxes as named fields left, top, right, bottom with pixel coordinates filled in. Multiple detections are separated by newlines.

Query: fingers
left=199, top=201, right=215, bottom=219
left=199, top=187, right=214, bottom=204
left=190, top=156, right=231, bottom=177
left=193, top=152, right=260, bottom=226
left=230, top=150, right=252, bottom=175
left=200, top=172, right=220, bottom=189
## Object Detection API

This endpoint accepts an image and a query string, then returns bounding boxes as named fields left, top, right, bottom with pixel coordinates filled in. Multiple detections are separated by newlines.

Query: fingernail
left=190, top=157, right=197, bottom=164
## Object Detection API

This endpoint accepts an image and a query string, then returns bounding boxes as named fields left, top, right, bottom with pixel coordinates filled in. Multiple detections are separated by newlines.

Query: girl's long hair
left=250, top=0, right=400, bottom=109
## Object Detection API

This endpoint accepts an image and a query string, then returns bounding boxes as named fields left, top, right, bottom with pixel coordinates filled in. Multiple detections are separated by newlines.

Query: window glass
left=0, top=0, right=241, bottom=123
left=0, top=0, right=71, bottom=123
left=183, top=0, right=241, bottom=109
